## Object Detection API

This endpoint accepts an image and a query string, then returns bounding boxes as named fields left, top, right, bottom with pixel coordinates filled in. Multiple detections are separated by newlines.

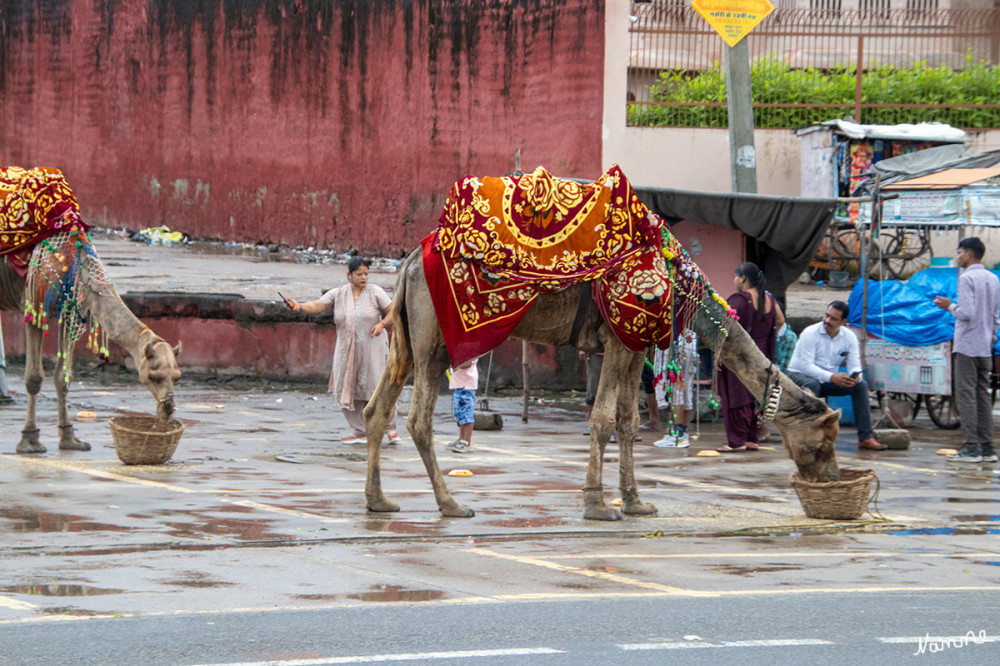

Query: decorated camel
left=363, top=165, right=842, bottom=520
left=0, top=167, right=181, bottom=454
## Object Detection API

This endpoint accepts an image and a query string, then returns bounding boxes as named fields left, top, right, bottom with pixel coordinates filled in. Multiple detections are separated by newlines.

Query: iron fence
left=628, top=3, right=1000, bottom=128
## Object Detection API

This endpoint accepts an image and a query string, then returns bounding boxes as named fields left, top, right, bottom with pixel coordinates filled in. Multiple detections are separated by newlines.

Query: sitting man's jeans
left=786, top=372, right=874, bottom=442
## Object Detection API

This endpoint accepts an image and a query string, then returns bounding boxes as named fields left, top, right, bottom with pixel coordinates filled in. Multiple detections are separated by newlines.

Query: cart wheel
left=926, top=394, right=960, bottom=429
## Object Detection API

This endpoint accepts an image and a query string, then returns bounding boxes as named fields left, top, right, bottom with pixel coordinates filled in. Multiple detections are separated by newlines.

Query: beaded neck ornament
left=656, top=225, right=737, bottom=414
left=23, top=223, right=111, bottom=381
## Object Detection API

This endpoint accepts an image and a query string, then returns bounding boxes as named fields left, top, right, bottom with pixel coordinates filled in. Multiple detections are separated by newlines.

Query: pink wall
left=0, top=0, right=605, bottom=255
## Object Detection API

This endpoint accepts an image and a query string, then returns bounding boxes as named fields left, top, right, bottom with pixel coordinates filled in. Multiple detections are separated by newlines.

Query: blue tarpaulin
left=847, top=267, right=1000, bottom=351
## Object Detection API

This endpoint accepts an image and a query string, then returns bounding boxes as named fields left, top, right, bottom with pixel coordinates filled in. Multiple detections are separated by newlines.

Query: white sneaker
left=675, top=432, right=690, bottom=448
left=652, top=434, right=676, bottom=448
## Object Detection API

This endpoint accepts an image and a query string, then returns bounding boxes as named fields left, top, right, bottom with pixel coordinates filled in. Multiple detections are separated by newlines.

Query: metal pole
left=521, top=340, right=530, bottom=423
left=854, top=35, right=864, bottom=123
left=725, top=38, right=758, bottom=194
left=859, top=174, right=881, bottom=367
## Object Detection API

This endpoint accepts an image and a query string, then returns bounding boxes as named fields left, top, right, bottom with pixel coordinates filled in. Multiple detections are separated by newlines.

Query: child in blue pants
left=448, top=358, right=478, bottom=453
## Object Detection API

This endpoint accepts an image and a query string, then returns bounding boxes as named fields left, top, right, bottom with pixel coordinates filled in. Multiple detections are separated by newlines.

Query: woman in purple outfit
left=716, top=262, right=780, bottom=452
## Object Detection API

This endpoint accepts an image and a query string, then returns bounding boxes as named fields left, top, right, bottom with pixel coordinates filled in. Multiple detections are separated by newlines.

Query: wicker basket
left=790, top=467, right=875, bottom=520
left=109, top=416, right=185, bottom=465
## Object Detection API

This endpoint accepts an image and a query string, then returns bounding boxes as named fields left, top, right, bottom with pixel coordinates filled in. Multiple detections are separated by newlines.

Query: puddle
left=39, top=607, right=108, bottom=616
left=363, top=520, right=442, bottom=535
left=584, top=565, right=636, bottom=575
left=481, top=517, right=570, bottom=529
left=162, top=515, right=286, bottom=540
left=0, top=507, right=131, bottom=533
left=720, top=494, right=785, bottom=504
left=2, top=584, right=124, bottom=596
left=708, top=563, right=806, bottom=575
left=346, top=585, right=444, bottom=602
left=890, top=526, right=1000, bottom=535
left=952, top=515, right=1000, bottom=522
left=158, top=574, right=235, bottom=589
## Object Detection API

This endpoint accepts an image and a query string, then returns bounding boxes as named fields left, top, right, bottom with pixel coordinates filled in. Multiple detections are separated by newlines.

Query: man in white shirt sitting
left=786, top=300, right=886, bottom=451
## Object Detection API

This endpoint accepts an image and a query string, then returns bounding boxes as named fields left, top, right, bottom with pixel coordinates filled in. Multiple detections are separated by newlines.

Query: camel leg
left=17, top=325, right=45, bottom=454
left=54, top=341, right=89, bottom=451
left=582, top=341, right=629, bottom=521
left=363, top=363, right=410, bottom=513
left=616, top=351, right=656, bottom=516
left=408, top=356, right=474, bottom=517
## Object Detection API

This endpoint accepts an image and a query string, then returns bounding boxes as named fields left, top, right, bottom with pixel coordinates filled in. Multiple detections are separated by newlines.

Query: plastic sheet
left=848, top=267, right=1000, bottom=352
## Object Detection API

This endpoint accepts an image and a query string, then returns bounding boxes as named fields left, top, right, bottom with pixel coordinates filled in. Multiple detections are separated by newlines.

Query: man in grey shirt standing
left=934, top=237, right=1000, bottom=463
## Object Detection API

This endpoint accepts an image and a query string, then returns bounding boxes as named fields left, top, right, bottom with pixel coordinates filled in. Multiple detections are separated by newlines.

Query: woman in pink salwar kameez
left=285, top=256, right=400, bottom=444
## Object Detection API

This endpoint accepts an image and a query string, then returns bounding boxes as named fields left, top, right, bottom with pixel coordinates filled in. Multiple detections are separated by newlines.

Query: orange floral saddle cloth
left=422, top=164, right=713, bottom=366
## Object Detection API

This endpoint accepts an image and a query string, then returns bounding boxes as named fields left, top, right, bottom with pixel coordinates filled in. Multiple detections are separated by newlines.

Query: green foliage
left=629, top=56, right=1000, bottom=129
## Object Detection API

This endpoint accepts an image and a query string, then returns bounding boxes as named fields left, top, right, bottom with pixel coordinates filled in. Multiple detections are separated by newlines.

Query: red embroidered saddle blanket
left=423, top=164, right=706, bottom=366
left=1, top=166, right=87, bottom=277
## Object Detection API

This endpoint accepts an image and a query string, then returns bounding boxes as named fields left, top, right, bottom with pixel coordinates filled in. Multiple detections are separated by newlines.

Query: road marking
left=191, top=647, right=564, bottom=665
left=468, top=548, right=716, bottom=596
left=221, top=499, right=350, bottom=523
left=0, top=596, right=36, bottom=611
left=621, top=638, right=834, bottom=650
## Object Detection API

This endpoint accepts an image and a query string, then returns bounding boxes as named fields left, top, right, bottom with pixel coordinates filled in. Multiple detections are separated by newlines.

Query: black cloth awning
left=635, top=186, right=837, bottom=304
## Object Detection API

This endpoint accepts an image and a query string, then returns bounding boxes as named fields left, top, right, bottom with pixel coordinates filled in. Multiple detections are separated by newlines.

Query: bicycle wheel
left=926, top=394, right=960, bottom=429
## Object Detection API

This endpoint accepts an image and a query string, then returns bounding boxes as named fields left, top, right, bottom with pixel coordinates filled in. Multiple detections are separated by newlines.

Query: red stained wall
left=0, top=0, right=605, bottom=254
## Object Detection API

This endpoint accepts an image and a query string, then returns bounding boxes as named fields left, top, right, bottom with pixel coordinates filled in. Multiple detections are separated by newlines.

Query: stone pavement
left=3, top=230, right=996, bottom=552
left=0, top=363, right=995, bottom=550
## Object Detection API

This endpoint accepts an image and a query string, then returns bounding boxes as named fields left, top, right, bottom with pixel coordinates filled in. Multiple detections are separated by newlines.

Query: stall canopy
left=635, top=187, right=837, bottom=304
left=855, top=144, right=1000, bottom=196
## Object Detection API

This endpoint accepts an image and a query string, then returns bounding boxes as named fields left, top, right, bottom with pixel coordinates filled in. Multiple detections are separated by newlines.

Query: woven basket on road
left=790, top=467, right=875, bottom=520
left=109, top=416, right=185, bottom=465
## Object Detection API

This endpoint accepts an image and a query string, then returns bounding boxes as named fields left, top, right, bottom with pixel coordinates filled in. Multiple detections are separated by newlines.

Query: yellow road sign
left=692, top=0, right=774, bottom=48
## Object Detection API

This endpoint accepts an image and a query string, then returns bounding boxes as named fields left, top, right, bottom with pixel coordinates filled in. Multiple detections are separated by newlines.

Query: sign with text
left=862, top=337, right=952, bottom=395
left=692, top=0, right=774, bottom=47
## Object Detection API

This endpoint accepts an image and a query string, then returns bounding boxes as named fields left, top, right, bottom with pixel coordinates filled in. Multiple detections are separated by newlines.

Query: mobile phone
left=850, top=371, right=861, bottom=379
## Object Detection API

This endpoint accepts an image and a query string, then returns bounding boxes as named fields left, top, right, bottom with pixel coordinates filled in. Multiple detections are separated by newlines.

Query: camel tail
left=388, top=252, right=417, bottom=385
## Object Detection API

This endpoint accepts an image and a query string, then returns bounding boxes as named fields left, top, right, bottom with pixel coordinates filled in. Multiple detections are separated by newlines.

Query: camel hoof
left=440, top=502, right=475, bottom=518
left=367, top=498, right=401, bottom=513
left=622, top=500, right=657, bottom=516
left=583, top=504, right=622, bottom=521
left=16, top=439, right=46, bottom=454
left=59, top=438, right=91, bottom=451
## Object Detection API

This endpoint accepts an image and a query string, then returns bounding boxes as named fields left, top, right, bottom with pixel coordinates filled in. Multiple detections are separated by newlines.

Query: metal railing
left=628, top=3, right=1000, bottom=128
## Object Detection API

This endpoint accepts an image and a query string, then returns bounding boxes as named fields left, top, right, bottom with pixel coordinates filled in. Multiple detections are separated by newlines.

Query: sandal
left=744, top=443, right=759, bottom=451
left=716, top=445, right=748, bottom=453
left=341, top=434, right=367, bottom=445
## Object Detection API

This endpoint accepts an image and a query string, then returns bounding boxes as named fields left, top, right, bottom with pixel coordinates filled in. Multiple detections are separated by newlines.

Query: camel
left=363, top=249, right=842, bottom=521
left=1, top=246, right=181, bottom=454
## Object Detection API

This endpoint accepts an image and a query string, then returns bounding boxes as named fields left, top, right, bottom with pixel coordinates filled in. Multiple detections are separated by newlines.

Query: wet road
left=2, top=370, right=1000, bottom=664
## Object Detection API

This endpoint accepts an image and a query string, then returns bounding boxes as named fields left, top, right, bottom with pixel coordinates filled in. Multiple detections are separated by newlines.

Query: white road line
left=0, top=596, right=37, bottom=611
left=192, top=647, right=564, bottom=665
left=621, top=638, right=835, bottom=650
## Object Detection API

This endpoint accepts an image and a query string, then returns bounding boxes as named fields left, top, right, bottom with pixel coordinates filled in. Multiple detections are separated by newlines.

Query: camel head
left=775, top=392, right=842, bottom=483
left=138, top=339, right=182, bottom=421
